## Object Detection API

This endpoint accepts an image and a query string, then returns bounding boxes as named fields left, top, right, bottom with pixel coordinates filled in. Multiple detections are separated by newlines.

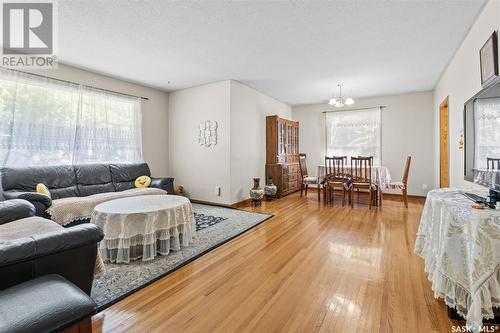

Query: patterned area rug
left=194, top=212, right=227, bottom=231
left=91, top=203, right=272, bottom=310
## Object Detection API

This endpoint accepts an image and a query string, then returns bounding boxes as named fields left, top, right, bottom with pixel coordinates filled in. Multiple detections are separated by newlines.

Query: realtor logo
left=3, top=2, right=52, bottom=54
left=1, top=0, right=57, bottom=68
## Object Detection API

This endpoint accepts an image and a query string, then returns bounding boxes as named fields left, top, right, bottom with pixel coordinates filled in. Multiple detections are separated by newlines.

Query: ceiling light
left=328, top=98, right=337, bottom=105
left=329, top=84, right=354, bottom=108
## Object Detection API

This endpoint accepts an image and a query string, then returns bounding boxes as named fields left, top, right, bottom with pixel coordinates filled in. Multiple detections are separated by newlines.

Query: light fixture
left=328, top=84, right=354, bottom=107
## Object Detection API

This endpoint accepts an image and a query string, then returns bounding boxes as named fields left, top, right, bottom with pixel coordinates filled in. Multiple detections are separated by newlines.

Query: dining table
left=317, top=165, right=392, bottom=189
left=317, top=165, right=392, bottom=206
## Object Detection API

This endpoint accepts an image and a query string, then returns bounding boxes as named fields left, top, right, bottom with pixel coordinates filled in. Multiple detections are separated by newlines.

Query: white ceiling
left=58, top=0, right=487, bottom=105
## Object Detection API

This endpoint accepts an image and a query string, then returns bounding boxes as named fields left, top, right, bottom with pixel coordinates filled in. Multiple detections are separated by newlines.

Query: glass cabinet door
left=287, top=124, right=292, bottom=155
left=294, top=126, right=298, bottom=154
left=282, top=123, right=286, bottom=154
left=278, top=121, right=286, bottom=155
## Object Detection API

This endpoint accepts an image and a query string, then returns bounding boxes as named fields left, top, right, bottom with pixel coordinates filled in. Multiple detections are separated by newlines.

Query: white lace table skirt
left=91, top=195, right=196, bottom=264
left=99, top=223, right=194, bottom=263
left=414, top=188, right=500, bottom=329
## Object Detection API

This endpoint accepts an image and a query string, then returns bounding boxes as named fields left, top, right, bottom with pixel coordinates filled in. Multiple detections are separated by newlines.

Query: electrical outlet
left=422, top=184, right=428, bottom=190
left=215, top=186, right=221, bottom=196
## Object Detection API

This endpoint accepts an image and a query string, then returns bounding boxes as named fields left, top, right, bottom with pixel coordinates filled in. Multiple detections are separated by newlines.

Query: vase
left=264, top=177, right=278, bottom=201
left=249, top=177, right=264, bottom=207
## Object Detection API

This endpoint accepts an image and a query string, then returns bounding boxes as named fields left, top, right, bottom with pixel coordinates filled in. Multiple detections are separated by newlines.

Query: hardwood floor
left=92, top=191, right=457, bottom=333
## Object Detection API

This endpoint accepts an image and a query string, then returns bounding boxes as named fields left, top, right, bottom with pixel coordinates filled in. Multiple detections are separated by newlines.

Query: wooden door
left=439, top=97, right=449, bottom=188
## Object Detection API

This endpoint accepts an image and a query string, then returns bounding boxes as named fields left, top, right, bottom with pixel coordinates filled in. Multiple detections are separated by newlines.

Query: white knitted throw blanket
left=47, top=188, right=167, bottom=226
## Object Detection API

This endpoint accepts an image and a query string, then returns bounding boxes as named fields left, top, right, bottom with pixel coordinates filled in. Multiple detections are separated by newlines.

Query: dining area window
left=325, top=107, right=381, bottom=165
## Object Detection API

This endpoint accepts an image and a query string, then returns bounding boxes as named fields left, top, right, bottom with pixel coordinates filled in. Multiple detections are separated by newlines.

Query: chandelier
left=328, top=84, right=354, bottom=107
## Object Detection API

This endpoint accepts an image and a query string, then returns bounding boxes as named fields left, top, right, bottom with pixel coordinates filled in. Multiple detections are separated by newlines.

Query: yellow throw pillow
left=36, top=183, right=51, bottom=198
left=135, top=176, right=152, bottom=188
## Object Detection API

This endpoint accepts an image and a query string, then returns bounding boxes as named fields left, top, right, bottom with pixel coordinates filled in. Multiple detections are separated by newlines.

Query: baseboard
left=191, top=191, right=425, bottom=208
left=317, top=187, right=426, bottom=199
left=230, top=198, right=252, bottom=208
left=190, top=198, right=252, bottom=209
left=382, top=193, right=426, bottom=199
left=190, top=199, right=234, bottom=208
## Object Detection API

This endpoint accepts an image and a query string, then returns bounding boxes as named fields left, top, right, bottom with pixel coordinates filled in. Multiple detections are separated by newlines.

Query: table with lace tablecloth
left=414, top=188, right=500, bottom=330
left=91, top=195, right=196, bottom=264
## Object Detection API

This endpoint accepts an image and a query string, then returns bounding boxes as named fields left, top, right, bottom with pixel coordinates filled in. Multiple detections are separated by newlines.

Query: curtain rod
left=2, top=67, right=149, bottom=101
left=322, top=106, right=386, bottom=113
left=475, top=96, right=500, bottom=101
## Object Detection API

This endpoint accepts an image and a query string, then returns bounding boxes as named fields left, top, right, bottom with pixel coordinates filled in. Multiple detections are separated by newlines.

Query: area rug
left=91, top=203, right=272, bottom=310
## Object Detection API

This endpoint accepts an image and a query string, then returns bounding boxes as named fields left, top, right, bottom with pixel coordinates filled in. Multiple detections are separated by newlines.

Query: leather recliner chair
left=0, top=199, right=104, bottom=295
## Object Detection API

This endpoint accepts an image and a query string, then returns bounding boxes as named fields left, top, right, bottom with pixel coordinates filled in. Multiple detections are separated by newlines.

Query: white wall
left=433, top=0, right=499, bottom=189
left=230, top=81, right=292, bottom=203
left=33, top=63, right=170, bottom=177
left=168, top=81, right=232, bottom=204
left=168, top=80, right=291, bottom=205
left=292, top=92, right=435, bottom=196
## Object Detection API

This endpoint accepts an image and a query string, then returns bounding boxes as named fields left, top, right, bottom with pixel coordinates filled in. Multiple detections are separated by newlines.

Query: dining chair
left=298, top=153, right=320, bottom=200
left=386, top=156, right=412, bottom=208
left=350, top=156, right=377, bottom=209
left=324, top=156, right=349, bottom=206
left=487, top=157, right=500, bottom=170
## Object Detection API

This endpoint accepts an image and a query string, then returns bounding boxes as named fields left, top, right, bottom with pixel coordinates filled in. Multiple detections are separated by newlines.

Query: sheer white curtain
left=0, top=69, right=80, bottom=166
left=74, top=87, right=142, bottom=164
left=325, top=107, right=381, bottom=164
left=0, top=68, right=143, bottom=167
left=474, top=97, right=500, bottom=169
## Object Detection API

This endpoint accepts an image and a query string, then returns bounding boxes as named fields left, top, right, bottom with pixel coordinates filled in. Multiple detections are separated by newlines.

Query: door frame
left=439, top=96, right=449, bottom=188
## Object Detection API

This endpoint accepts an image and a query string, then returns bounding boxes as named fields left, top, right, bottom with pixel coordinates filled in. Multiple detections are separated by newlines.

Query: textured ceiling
left=58, top=0, right=487, bottom=105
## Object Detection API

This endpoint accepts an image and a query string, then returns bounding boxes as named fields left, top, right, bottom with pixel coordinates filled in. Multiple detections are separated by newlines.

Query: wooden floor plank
left=92, top=191, right=457, bottom=333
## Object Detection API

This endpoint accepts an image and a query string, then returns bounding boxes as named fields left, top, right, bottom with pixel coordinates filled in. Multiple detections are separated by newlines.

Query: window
left=325, top=108, right=381, bottom=164
left=474, top=97, right=500, bottom=169
left=0, top=68, right=143, bottom=167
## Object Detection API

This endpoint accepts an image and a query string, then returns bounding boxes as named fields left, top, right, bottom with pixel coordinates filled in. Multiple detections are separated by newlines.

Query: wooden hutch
left=265, top=115, right=300, bottom=198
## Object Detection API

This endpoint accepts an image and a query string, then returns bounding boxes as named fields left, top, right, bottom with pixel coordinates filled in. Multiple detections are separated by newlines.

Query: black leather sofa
left=0, top=199, right=104, bottom=295
left=1, top=162, right=174, bottom=218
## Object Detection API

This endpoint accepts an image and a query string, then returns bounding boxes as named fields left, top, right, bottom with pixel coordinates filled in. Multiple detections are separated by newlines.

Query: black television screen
left=464, top=79, right=500, bottom=189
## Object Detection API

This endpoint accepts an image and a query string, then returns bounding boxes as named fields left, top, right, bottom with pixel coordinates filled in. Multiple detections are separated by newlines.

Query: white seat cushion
left=386, top=181, right=406, bottom=190
left=303, top=176, right=318, bottom=184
